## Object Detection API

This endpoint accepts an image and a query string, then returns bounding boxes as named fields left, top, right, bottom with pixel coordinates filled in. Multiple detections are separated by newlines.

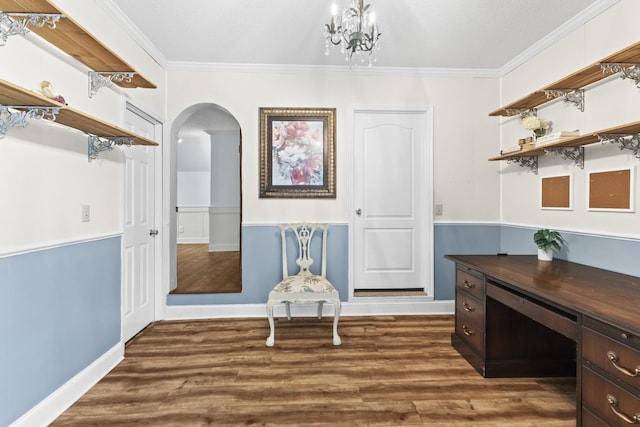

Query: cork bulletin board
left=541, top=174, right=572, bottom=210
left=588, top=168, right=634, bottom=211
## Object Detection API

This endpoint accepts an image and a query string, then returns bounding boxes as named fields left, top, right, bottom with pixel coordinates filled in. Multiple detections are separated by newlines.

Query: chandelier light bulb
left=323, top=0, right=381, bottom=67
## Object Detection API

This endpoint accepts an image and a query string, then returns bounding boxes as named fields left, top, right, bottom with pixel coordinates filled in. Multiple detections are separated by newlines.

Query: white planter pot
left=537, top=248, right=553, bottom=261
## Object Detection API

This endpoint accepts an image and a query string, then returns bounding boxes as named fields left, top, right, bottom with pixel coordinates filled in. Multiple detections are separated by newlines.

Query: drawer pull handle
left=607, top=351, right=640, bottom=377
left=607, top=394, right=640, bottom=424
left=463, top=280, right=475, bottom=289
left=462, top=325, right=474, bottom=336
left=462, top=302, right=475, bottom=312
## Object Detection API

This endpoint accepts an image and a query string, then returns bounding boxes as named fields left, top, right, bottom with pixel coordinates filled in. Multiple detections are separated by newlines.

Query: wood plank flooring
left=173, top=244, right=241, bottom=294
left=51, top=316, right=576, bottom=426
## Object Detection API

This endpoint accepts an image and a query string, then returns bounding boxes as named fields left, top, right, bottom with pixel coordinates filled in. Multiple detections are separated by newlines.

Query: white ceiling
left=102, top=0, right=616, bottom=72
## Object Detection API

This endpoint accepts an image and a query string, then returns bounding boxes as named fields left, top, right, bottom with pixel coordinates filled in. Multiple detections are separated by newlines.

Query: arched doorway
left=169, top=103, right=241, bottom=294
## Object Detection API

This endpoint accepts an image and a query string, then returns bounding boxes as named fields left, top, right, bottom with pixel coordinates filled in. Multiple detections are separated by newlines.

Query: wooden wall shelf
left=489, top=40, right=640, bottom=117
left=0, top=0, right=156, bottom=89
left=490, top=40, right=640, bottom=171
left=489, top=120, right=640, bottom=162
left=0, top=78, right=157, bottom=146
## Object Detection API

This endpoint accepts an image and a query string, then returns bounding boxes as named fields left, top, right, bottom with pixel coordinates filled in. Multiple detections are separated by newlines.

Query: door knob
left=355, top=208, right=362, bottom=215
left=149, top=229, right=159, bottom=236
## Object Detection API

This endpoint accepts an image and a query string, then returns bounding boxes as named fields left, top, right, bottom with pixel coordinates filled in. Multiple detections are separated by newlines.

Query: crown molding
left=95, top=0, right=169, bottom=68
left=98, top=0, right=620, bottom=78
left=164, top=61, right=502, bottom=77
left=499, top=0, right=621, bottom=75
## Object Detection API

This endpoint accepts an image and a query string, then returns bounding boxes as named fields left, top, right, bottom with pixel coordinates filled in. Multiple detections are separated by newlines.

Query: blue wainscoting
left=0, top=237, right=121, bottom=427
left=500, top=225, right=640, bottom=278
left=167, top=224, right=349, bottom=305
left=434, top=223, right=502, bottom=300
left=168, top=222, right=639, bottom=306
left=436, top=223, right=640, bottom=300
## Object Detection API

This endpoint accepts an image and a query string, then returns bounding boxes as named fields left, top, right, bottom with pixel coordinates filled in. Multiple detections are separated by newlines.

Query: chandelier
left=324, top=0, right=381, bottom=66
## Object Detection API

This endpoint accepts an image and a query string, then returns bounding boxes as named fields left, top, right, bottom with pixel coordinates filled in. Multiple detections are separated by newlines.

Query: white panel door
left=122, top=106, right=159, bottom=342
left=353, top=109, right=432, bottom=291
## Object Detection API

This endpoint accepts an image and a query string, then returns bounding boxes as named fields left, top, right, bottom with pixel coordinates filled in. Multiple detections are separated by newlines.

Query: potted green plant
left=533, top=229, right=564, bottom=261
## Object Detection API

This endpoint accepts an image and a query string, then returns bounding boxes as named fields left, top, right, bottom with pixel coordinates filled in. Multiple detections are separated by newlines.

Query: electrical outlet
left=81, top=205, right=91, bottom=222
left=178, top=225, right=184, bottom=233
left=435, top=204, right=443, bottom=216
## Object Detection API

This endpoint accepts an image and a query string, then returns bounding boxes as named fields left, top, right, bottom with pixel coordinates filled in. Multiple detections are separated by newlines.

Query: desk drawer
left=486, top=282, right=577, bottom=341
left=455, top=289, right=485, bottom=329
left=455, top=312, right=484, bottom=356
left=582, top=406, right=613, bottom=427
left=583, top=326, right=640, bottom=391
left=582, top=367, right=640, bottom=427
left=456, top=268, right=485, bottom=301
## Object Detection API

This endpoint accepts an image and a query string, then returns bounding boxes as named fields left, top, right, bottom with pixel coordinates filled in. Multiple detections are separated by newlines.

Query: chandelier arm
left=324, top=0, right=381, bottom=65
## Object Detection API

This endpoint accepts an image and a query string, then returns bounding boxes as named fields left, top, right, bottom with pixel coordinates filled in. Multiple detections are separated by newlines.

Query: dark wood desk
left=445, top=255, right=640, bottom=426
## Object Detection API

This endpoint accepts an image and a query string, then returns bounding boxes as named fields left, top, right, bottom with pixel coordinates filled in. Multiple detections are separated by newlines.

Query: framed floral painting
left=259, top=107, right=336, bottom=198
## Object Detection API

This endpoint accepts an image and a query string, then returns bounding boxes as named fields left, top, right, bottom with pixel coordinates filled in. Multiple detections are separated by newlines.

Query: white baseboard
left=11, top=343, right=124, bottom=427
left=208, top=243, right=240, bottom=252
left=164, top=300, right=454, bottom=320
left=177, top=238, right=209, bottom=244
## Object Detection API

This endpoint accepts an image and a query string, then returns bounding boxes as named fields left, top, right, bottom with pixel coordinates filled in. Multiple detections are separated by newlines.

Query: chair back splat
left=281, top=223, right=328, bottom=278
left=266, top=222, right=341, bottom=347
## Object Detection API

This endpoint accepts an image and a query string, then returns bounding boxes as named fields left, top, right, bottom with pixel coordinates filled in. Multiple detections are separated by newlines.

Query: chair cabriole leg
left=266, top=301, right=275, bottom=347
left=332, top=300, right=342, bottom=346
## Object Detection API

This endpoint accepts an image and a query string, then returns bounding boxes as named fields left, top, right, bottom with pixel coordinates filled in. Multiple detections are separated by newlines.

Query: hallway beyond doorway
left=173, top=244, right=241, bottom=294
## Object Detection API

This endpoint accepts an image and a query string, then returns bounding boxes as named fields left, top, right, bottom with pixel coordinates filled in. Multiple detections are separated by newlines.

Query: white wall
left=0, top=0, right=165, bottom=254
left=210, top=130, right=240, bottom=207
left=166, top=70, right=501, bottom=224
left=209, top=130, right=241, bottom=251
left=499, top=0, right=640, bottom=237
left=177, top=134, right=211, bottom=206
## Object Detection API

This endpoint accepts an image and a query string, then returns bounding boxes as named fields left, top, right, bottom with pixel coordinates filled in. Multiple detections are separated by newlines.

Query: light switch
left=81, top=205, right=91, bottom=222
left=435, top=204, right=443, bottom=216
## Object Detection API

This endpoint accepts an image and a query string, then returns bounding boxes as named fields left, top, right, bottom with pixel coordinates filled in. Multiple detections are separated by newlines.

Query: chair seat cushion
left=272, top=275, right=336, bottom=293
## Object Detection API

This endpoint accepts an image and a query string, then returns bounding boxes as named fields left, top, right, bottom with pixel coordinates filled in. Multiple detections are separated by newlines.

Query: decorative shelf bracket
left=545, top=146, right=584, bottom=169
left=601, top=62, right=640, bottom=88
left=88, top=135, right=134, bottom=161
left=0, top=105, right=61, bottom=138
left=88, top=71, right=136, bottom=98
left=596, top=133, right=640, bottom=159
left=543, top=89, right=584, bottom=112
left=504, top=108, right=537, bottom=118
left=0, top=12, right=63, bottom=46
left=506, top=156, right=538, bottom=174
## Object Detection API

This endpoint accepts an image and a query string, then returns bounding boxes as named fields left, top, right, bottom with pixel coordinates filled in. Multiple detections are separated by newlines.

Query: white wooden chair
left=265, top=223, right=341, bottom=347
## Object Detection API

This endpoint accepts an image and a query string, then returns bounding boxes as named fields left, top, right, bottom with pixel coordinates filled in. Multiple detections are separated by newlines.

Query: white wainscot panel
left=209, top=206, right=240, bottom=252
left=177, top=207, right=209, bottom=244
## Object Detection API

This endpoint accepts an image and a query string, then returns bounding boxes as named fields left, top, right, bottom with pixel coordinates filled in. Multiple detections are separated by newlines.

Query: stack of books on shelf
left=534, top=130, right=580, bottom=146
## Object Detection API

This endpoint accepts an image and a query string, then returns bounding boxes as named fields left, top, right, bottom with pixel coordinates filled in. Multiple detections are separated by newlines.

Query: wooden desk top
left=445, top=255, right=640, bottom=336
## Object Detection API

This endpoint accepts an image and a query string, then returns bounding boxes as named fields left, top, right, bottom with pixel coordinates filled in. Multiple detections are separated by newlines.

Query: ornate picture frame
left=259, top=107, right=336, bottom=198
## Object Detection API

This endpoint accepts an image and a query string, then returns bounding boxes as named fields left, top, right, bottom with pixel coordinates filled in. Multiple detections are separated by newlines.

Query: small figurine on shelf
left=39, top=81, right=67, bottom=105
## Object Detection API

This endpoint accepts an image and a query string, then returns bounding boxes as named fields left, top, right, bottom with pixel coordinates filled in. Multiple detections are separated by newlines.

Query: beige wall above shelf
left=0, top=0, right=156, bottom=90
left=489, top=40, right=640, bottom=117
left=0, top=78, right=158, bottom=146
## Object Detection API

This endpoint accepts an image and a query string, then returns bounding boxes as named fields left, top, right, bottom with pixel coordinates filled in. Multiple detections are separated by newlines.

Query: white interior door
left=353, top=108, right=432, bottom=292
left=122, top=105, right=160, bottom=342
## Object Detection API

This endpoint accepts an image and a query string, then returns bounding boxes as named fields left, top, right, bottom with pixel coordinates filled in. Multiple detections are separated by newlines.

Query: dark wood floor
left=173, top=244, right=241, bottom=294
left=52, top=315, right=576, bottom=426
